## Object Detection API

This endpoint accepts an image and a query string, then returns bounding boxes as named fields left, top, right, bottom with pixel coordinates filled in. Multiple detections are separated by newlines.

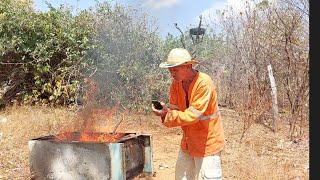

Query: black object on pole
left=189, top=15, right=206, bottom=45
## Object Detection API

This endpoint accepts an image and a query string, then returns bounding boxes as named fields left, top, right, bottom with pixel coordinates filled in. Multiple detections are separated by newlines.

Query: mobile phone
left=152, top=100, right=163, bottom=110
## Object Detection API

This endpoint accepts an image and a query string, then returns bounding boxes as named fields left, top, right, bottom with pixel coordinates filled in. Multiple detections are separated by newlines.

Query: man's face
left=168, top=65, right=190, bottom=82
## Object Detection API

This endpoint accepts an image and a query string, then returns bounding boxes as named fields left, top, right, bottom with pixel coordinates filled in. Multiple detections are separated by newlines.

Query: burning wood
left=54, top=131, right=126, bottom=142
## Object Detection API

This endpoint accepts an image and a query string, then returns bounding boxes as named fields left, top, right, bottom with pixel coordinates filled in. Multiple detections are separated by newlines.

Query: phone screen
left=152, top=100, right=163, bottom=110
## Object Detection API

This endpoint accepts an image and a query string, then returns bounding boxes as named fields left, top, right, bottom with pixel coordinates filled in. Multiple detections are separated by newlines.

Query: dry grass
left=0, top=106, right=309, bottom=180
left=0, top=105, right=76, bottom=179
left=221, top=111, right=309, bottom=180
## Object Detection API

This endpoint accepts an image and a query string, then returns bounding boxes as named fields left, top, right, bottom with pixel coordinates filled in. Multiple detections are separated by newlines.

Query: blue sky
left=33, top=0, right=246, bottom=37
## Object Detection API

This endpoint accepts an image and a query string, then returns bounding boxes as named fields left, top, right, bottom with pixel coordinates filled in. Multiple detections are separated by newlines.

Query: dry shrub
left=222, top=112, right=308, bottom=180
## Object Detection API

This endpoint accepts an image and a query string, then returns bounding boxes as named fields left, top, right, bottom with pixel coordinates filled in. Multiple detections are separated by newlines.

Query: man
left=152, top=48, right=225, bottom=180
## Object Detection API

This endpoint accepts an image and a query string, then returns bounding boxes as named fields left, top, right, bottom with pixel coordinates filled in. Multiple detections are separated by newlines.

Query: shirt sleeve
left=163, top=80, right=213, bottom=127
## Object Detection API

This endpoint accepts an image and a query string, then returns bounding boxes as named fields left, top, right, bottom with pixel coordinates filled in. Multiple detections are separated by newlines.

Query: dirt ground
left=0, top=106, right=309, bottom=180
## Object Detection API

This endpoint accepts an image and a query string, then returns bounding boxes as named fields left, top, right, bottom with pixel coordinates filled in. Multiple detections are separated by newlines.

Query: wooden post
left=267, top=64, right=279, bottom=132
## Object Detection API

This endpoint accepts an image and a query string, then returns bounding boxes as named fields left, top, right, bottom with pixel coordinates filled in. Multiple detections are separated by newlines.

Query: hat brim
left=159, top=60, right=199, bottom=68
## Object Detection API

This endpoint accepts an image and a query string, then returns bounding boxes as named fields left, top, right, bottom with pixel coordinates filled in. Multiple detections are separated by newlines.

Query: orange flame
left=55, top=78, right=126, bottom=143
left=55, top=131, right=125, bottom=142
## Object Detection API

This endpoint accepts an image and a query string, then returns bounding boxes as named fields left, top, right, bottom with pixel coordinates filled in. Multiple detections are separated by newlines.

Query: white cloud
left=200, top=0, right=277, bottom=25
left=200, top=1, right=227, bottom=24
left=226, top=0, right=250, bottom=12
left=143, top=0, right=181, bottom=9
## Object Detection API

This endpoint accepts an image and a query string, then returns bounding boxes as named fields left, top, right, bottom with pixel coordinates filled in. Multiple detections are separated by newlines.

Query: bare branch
left=174, top=23, right=186, bottom=48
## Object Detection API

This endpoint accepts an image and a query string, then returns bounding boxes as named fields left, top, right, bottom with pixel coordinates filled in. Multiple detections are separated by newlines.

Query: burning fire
left=55, top=131, right=125, bottom=143
left=56, top=107, right=125, bottom=143
left=55, top=78, right=126, bottom=143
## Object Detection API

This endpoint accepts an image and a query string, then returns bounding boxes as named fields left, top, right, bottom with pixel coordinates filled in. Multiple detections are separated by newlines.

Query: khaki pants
left=175, top=150, right=222, bottom=180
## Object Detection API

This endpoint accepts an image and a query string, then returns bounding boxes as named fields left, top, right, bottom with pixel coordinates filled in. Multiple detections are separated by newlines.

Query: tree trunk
left=267, top=64, right=279, bottom=132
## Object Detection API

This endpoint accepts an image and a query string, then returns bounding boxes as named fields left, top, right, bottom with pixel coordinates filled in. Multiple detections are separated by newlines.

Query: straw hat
left=159, top=48, right=199, bottom=68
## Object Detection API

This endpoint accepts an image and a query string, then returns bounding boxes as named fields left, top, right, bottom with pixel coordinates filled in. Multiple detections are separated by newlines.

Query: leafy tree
left=0, top=0, right=94, bottom=105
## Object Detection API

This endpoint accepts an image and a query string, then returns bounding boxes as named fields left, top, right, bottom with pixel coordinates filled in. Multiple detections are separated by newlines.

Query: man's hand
left=152, top=101, right=168, bottom=120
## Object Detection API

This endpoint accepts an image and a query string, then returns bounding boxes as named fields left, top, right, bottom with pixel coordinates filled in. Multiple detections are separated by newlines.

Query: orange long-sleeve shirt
left=163, top=71, right=225, bottom=157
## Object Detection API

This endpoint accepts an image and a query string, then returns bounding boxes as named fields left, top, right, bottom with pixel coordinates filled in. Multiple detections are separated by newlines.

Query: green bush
left=0, top=0, right=94, bottom=105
